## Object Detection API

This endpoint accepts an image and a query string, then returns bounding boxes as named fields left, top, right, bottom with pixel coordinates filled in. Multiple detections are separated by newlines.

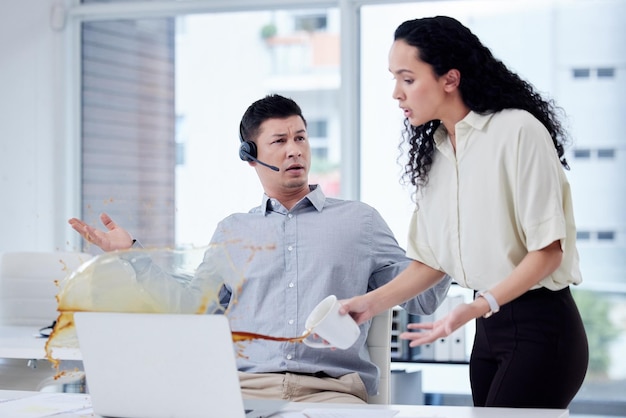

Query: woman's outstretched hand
left=68, top=212, right=134, bottom=252
left=400, top=302, right=475, bottom=347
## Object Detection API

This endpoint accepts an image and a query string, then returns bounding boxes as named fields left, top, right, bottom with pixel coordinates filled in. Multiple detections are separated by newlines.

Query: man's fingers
left=68, top=219, right=93, bottom=241
left=100, top=213, right=117, bottom=231
left=82, top=225, right=98, bottom=243
left=68, top=218, right=86, bottom=230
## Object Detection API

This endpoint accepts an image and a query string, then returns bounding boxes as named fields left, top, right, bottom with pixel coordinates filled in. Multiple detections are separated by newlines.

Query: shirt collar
left=433, top=110, right=494, bottom=146
left=260, top=184, right=326, bottom=215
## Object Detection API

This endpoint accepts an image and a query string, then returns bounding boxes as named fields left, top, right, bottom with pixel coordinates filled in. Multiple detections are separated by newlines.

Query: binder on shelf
left=396, top=285, right=473, bottom=364
left=409, top=294, right=468, bottom=362
left=390, top=306, right=409, bottom=360
left=433, top=297, right=450, bottom=362
left=408, top=312, right=434, bottom=361
left=447, top=295, right=466, bottom=361
left=417, top=340, right=435, bottom=361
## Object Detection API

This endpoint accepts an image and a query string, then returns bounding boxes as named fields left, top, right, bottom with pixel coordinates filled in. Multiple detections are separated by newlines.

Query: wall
left=0, top=0, right=77, bottom=252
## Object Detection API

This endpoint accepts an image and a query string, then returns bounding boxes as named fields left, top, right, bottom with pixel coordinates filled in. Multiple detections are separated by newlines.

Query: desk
left=0, top=390, right=569, bottom=418
left=0, top=326, right=83, bottom=392
left=0, top=326, right=81, bottom=361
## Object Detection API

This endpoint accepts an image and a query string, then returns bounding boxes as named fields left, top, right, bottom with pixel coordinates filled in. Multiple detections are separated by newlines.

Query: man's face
left=253, top=115, right=310, bottom=194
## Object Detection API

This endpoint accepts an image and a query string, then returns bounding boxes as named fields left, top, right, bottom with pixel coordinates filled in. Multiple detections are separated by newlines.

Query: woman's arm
left=476, top=239, right=563, bottom=315
left=401, top=240, right=564, bottom=346
left=340, top=260, right=446, bottom=324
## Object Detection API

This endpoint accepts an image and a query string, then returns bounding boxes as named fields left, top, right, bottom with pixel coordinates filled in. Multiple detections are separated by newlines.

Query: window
left=311, top=147, right=328, bottom=160
left=79, top=6, right=341, bottom=248
left=574, top=148, right=592, bottom=159
left=307, top=119, right=331, bottom=168
left=573, top=68, right=591, bottom=78
left=574, top=148, right=616, bottom=160
left=177, top=10, right=341, bottom=245
left=598, top=231, right=615, bottom=241
left=572, top=67, right=616, bottom=79
left=598, top=148, right=615, bottom=159
left=597, top=67, right=615, bottom=78
left=307, top=120, right=328, bottom=138
left=294, top=13, right=328, bottom=32
left=175, top=115, right=187, bottom=166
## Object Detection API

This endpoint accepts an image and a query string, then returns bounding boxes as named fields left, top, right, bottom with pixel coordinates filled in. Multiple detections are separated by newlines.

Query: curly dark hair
left=394, top=16, right=570, bottom=191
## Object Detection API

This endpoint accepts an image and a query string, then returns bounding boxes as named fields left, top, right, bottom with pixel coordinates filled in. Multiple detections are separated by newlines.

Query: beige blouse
left=406, top=109, right=582, bottom=291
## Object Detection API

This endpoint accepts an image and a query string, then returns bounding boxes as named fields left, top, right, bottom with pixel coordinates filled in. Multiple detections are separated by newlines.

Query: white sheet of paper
left=301, top=408, right=399, bottom=418
left=0, top=393, right=92, bottom=418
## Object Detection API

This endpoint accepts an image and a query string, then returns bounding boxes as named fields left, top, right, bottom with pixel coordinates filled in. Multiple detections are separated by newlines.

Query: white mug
left=302, top=295, right=360, bottom=350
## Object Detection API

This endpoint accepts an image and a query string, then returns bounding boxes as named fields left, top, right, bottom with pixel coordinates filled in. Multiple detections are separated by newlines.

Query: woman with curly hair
left=341, top=16, right=588, bottom=408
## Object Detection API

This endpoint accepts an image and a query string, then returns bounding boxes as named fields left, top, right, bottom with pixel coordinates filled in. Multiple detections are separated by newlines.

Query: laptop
left=74, top=312, right=287, bottom=418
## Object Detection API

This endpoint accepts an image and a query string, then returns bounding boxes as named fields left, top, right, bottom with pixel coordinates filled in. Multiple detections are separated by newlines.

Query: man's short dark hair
left=239, top=94, right=307, bottom=142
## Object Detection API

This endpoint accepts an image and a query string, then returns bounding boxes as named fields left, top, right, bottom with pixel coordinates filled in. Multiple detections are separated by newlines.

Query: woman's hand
left=400, top=302, right=477, bottom=347
left=338, top=294, right=377, bottom=325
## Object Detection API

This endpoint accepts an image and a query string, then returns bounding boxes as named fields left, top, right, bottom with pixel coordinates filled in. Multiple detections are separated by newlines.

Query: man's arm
left=367, top=208, right=451, bottom=315
left=67, top=213, right=230, bottom=314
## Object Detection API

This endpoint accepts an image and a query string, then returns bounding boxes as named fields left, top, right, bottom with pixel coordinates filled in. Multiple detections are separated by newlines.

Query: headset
left=238, top=122, right=279, bottom=171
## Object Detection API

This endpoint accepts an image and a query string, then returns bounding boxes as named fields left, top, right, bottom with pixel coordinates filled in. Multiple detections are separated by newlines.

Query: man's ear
left=443, top=69, right=461, bottom=92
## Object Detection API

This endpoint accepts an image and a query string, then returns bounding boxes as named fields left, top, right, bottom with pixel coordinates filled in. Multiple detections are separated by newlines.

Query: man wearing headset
left=69, top=94, right=451, bottom=404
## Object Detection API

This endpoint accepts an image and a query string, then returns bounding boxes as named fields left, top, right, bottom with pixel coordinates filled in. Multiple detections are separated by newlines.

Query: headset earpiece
left=238, top=123, right=257, bottom=162
left=238, top=122, right=279, bottom=171
left=239, top=140, right=257, bottom=162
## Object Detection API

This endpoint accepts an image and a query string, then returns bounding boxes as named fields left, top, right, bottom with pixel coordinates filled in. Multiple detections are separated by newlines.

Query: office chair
left=0, top=251, right=92, bottom=326
left=366, top=308, right=392, bottom=404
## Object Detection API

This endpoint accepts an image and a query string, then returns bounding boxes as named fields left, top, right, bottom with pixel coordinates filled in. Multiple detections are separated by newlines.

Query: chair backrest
left=366, top=308, right=392, bottom=404
left=0, top=251, right=92, bottom=326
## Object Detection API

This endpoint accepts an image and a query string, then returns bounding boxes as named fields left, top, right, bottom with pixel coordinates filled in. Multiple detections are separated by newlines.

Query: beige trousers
left=238, top=371, right=368, bottom=404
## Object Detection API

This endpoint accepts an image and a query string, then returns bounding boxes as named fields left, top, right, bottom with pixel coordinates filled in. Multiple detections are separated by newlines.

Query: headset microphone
left=238, top=123, right=280, bottom=172
left=239, top=147, right=280, bottom=172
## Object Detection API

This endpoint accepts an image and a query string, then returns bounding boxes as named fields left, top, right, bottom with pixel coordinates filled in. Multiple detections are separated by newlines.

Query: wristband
left=476, top=290, right=500, bottom=318
left=129, top=239, right=143, bottom=249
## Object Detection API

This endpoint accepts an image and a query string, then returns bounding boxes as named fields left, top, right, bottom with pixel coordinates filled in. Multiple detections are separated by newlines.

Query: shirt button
left=288, top=319, right=294, bottom=325
left=288, top=213, right=293, bottom=219
left=288, top=282, right=295, bottom=288
left=288, top=245, right=293, bottom=251
left=286, top=354, right=293, bottom=360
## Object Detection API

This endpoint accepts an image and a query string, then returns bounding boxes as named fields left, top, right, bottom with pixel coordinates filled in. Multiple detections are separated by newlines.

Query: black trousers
left=470, top=286, right=588, bottom=408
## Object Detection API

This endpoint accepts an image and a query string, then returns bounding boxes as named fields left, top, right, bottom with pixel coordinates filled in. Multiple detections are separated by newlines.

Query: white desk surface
left=0, top=326, right=81, bottom=361
left=0, top=390, right=569, bottom=418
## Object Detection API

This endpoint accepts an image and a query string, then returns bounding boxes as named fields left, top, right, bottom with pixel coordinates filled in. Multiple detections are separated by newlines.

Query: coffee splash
left=232, top=329, right=312, bottom=343
left=46, top=244, right=310, bottom=372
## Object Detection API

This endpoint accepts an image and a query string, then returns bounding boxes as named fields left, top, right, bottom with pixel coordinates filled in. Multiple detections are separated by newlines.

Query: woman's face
left=389, top=39, right=448, bottom=126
